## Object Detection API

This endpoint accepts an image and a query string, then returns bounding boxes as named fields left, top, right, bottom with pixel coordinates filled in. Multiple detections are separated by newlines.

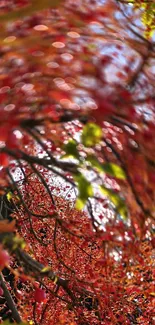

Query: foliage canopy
left=0, top=0, right=154, bottom=324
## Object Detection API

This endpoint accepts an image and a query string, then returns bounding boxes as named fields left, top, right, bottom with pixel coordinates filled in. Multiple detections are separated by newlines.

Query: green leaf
left=75, top=198, right=86, bottom=210
left=102, top=163, right=126, bottom=180
left=81, top=123, right=102, bottom=147
left=86, top=155, right=104, bottom=172
left=100, top=186, right=128, bottom=219
left=74, top=173, right=93, bottom=209
left=62, top=139, right=79, bottom=159
left=86, top=156, right=126, bottom=180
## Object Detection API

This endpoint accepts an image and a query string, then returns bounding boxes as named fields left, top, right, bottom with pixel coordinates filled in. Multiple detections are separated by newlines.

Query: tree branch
left=0, top=273, right=22, bottom=323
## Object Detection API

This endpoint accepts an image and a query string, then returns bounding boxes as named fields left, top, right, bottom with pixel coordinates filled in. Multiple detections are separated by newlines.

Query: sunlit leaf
left=41, top=266, right=51, bottom=273
left=81, top=123, right=102, bottom=147
left=87, top=156, right=126, bottom=179
left=74, top=173, right=93, bottom=209
left=75, top=198, right=86, bottom=210
left=6, top=191, right=20, bottom=203
left=119, top=0, right=155, bottom=38
left=12, top=236, right=26, bottom=250
left=86, top=155, right=105, bottom=172
left=102, top=163, right=126, bottom=180
left=100, top=185, right=128, bottom=219
left=6, top=191, right=14, bottom=201
left=62, top=140, right=79, bottom=159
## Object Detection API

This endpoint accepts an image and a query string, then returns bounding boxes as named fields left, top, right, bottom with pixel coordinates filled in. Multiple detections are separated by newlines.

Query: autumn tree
left=0, top=0, right=154, bottom=324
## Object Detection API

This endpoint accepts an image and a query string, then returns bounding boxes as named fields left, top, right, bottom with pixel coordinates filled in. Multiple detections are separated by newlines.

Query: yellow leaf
left=75, top=198, right=85, bottom=210
left=29, top=321, right=34, bottom=325
left=53, top=276, right=58, bottom=284
left=6, top=192, right=13, bottom=201
left=41, top=266, right=51, bottom=273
